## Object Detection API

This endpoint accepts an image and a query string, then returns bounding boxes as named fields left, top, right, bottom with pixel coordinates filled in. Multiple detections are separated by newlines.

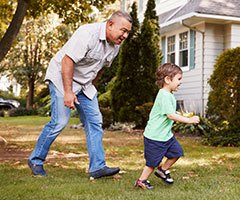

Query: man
left=28, top=11, right=132, bottom=179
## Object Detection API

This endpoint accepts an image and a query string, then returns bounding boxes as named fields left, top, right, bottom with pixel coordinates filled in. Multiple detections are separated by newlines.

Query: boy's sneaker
left=134, top=179, right=154, bottom=190
left=154, top=167, right=174, bottom=184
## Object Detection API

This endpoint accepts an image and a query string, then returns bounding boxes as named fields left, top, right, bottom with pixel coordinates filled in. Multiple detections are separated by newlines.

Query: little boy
left=135, top=63, right=200, bottom=189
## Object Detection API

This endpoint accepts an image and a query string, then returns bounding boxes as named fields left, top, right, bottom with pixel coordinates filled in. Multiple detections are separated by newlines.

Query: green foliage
left=8, top=107, right=38, bottom=116
left=96, top=56, right=119, bottom=95
left=0, top=0, right=14, bottom=38
left=203, top=127, right=240, bottom=147
left=0, top=110, right=4, bottom=117
left=173, top=117, right=215, bottom=136
left=111, top=2, right=142, bottom=123
left=99, top=91, right=111, bottom=108
left=205, top=47, right=240, bottom=146
left=135, top=102, right=153, bottom=128
left=1, top=16, right=70, bottom=109
left=207, top=47, right=240, bottom=129
left=100, top=107, right=113, bottom=128
left=139, top=0, right=161, bottom=103
left=27, top=0, right=117, bottom=26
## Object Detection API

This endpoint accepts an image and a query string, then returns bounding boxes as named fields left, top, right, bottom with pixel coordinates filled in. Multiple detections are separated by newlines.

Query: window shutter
left=161, top=36, right=166, bottom=64
left=189, top=30, right=195, bottom=69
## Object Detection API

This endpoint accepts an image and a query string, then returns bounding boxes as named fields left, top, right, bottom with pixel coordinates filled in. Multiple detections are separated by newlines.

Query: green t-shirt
left=144, top=89, right=176, bottom=141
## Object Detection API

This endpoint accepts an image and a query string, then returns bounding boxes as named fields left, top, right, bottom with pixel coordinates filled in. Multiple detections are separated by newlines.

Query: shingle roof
left=160, top=0, right=240, bottom=24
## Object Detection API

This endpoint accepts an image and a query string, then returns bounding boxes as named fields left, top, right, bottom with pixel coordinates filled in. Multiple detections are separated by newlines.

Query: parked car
left=0, top=97, right=20, bottom=110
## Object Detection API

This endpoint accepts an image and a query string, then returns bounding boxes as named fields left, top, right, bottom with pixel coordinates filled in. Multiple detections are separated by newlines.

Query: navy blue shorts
left=144, top=136, right=184, bottom=168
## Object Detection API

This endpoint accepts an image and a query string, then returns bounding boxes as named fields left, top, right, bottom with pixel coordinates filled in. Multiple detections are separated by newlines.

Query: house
left=136, top=0, right=240, bottom=116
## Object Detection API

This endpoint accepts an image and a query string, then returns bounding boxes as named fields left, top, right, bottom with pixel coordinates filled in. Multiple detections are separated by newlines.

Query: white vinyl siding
left=224, top=24, right=240, bottom=49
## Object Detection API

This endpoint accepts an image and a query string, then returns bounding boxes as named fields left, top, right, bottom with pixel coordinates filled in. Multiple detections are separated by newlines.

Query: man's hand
left=64, top=91, right=79, bottom=109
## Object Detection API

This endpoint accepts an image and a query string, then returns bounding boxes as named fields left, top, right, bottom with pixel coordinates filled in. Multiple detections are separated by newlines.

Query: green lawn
left=1, top=116, right=240, bottom=200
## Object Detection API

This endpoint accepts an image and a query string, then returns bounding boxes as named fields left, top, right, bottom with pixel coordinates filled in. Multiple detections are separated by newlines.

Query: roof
left=159, top=0, right=240, bottom=24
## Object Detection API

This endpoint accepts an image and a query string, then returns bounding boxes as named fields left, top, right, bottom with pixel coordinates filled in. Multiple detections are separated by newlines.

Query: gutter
left=160, top=12, right=240, bottom=29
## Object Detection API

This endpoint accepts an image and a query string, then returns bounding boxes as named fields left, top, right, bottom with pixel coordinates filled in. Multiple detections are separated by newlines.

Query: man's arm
left=61, top=55, right=79, bottom=109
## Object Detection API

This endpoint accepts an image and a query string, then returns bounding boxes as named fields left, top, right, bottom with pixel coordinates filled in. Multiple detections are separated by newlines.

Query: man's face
left=106, top=17, right=132, bottom=45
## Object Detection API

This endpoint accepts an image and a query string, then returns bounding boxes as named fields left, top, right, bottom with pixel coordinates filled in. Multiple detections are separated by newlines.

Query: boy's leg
left=28, top=82, right=71, bottom=175
left=135, top=166, right=154, bottom=189
left=155, top=136, right=184, bottom=184
left=139, top=166, right=154, bottom=181
left=161, top=157, right=179, bottom=170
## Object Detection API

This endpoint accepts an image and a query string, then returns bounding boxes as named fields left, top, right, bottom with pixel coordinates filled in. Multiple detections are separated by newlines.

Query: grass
left=1, top=116, right=240, bottom=200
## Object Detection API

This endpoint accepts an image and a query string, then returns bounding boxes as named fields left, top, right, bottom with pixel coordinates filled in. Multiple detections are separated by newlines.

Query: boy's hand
left=188, top=116, right=200, bottom=124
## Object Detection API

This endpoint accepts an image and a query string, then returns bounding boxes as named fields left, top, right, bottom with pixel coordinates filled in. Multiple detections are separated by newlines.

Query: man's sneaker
left=28, top=160, right=47, bottom=176
left=134, top=179, right=154, bottom=190
left=89, top=166, right=120, bottom=179
left=154, top=167, right=174, bottom=184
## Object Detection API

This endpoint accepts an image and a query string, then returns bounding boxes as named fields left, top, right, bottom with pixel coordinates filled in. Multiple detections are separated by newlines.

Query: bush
left=8, top=107, right=38, bottom=116
left=135, top=102, right=153, bottom=128
left=98, top=91, right=111, bottom=108
left=173, top=117, right=214, bottom=136
left=100, top=107, right=113, bottom=129
left=202, top=127, right=240, bottom=147
left=207, top=47, right=240, bottom=129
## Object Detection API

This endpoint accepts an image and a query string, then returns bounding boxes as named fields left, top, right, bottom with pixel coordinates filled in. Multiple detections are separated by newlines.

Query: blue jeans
left=29, top=82, right=105, bottom=173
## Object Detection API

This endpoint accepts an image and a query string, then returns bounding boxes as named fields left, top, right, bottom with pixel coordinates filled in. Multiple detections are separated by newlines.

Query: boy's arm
left=167, top=113, right=200, bottom=124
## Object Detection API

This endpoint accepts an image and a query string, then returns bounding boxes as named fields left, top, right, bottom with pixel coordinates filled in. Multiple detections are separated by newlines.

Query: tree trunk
left=26, top=77, right=35, bottom=110
left=0, top=0, right=29, bottom=62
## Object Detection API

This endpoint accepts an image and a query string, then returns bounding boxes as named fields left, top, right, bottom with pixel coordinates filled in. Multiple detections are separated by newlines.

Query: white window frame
left=165, top=30, right=190, bottom=71
left=167, top=35, right=176, bottom=64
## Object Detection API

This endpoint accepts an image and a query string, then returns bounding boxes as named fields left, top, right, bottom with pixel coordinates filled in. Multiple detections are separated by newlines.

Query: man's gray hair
left=109, top=10, right=132, bottom=23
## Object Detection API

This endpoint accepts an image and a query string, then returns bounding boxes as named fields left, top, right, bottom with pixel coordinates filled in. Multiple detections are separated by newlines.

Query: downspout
left=180, top=20, right=205, bottom=116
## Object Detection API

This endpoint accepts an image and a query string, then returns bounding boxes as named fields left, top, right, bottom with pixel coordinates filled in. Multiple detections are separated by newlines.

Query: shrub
left=202, top=127, right=240, bottom=147
left=173, top=117, right=214, bottom=136
left=207, top=47, right=240, bottom=129
left=8, top=107, right=38, bottom=116
left=135, top=102, right=153, bottom=128
left=98, top=91, right=111, bottom=108
left=100, top=107, right=113, bottom=129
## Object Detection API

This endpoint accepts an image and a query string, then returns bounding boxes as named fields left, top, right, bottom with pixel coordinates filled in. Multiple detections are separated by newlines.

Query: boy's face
left=168, top=73, right=182, bottom=92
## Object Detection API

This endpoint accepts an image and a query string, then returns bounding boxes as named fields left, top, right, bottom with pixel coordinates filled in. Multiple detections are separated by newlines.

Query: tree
left=1, top=16, right=70, bottom=109
left=111, top=2, right=142, bottom=122
left=207, top=47, right=240, bottom=129
left=139, top=0, right=162, bottom=104
left=0, top=0, right=29, bottom=61
left=0, top=0, right=117, bottom=62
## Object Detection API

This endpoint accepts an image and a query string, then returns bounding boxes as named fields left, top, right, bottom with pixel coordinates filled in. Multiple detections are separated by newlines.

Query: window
left=163, top=30, right=195, bottom=71
left=167, top=35, right=175, bottom=64
left=179, top=32, right=188, bottom=67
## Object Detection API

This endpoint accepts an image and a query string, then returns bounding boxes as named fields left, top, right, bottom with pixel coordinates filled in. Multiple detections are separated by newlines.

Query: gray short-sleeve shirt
left=45, top=22, right=120, bottom=99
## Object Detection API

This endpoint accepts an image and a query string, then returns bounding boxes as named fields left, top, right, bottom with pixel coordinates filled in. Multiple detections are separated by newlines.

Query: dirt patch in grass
left=0, top=146, right=88, bottom=163
left=0, top=147, right=30, bottom=161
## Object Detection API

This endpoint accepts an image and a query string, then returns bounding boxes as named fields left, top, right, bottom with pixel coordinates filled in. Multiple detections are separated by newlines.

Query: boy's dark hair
left=156, top=63, right=182, bottom=88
